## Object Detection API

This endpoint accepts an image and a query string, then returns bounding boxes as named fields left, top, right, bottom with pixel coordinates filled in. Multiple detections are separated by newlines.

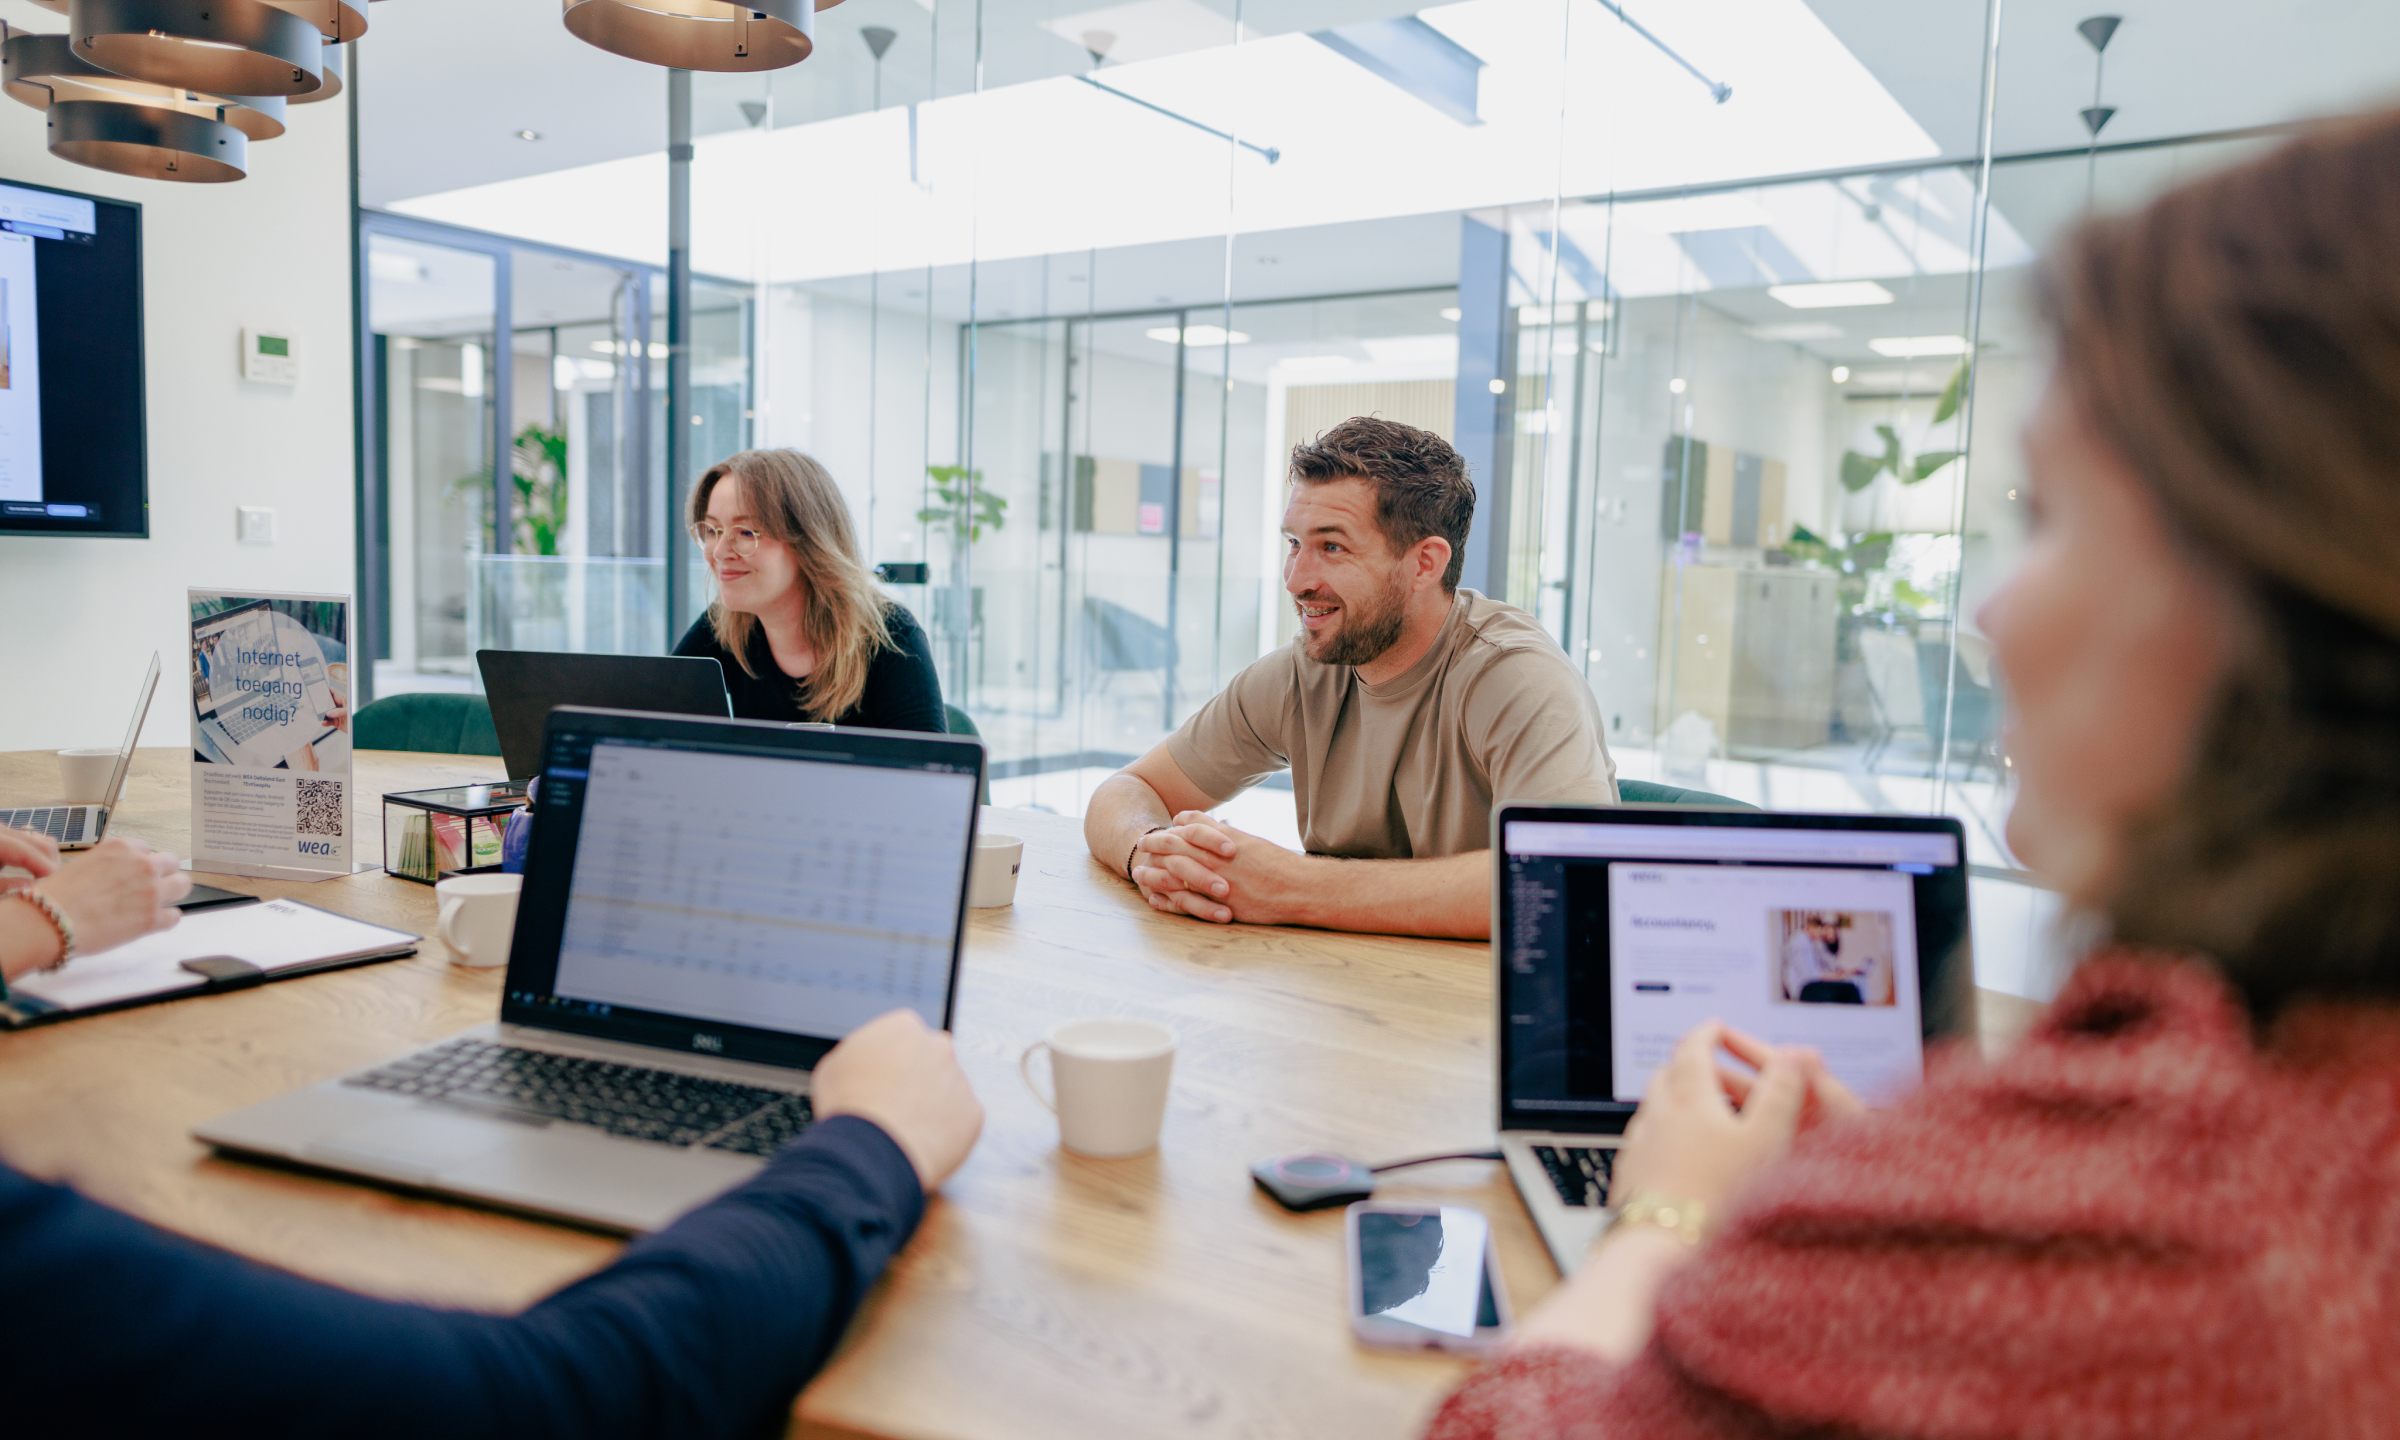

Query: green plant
left=450, top=422, right=570, bottom=555
left=1838, top=361, right=1967, bottom=493
left=916, top=464, right=1007, bottom=545
left=1781, top=525, right=1895, bottom=620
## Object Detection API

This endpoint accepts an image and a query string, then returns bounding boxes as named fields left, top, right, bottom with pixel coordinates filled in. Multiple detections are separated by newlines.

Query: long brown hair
left=689, top=449, right=894, bottom=722
left=2046, top=110, right=2400, bottom=1019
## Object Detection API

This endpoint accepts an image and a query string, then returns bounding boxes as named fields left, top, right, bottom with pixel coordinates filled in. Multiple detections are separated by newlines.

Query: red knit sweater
left=1426, top=952, right=2400, bottom=1439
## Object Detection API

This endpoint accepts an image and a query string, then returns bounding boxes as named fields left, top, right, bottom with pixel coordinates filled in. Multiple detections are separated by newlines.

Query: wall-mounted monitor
left=0, top=177, right=144, bottom=540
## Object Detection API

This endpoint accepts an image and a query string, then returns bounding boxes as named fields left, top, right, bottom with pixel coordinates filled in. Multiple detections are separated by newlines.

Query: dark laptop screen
left=502, top=709, right=983, bottom=1070
left=1497, top=808, right=1973, bottom=1135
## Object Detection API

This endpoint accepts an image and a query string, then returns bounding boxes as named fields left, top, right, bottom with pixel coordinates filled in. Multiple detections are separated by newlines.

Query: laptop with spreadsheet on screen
left=195, top=706, right=985, bottom=1232
left=1490, top=803, right=1975, bottom=1274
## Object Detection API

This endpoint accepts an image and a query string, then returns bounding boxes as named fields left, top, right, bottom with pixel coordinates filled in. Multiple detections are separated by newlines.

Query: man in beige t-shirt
left=1082, top=416, right=1616, bottom=939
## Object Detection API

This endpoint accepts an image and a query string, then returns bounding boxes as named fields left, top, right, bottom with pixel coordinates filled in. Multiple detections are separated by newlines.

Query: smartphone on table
left=1345, top=1202, right=1513, bottom=1354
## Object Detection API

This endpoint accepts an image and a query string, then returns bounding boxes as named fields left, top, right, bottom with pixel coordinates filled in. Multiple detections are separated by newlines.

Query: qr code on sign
left=295, top=779, right=344, bottom=837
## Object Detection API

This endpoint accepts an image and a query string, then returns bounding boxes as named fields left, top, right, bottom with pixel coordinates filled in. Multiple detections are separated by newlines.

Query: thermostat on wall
left=242, top=327, right=297, bottom=385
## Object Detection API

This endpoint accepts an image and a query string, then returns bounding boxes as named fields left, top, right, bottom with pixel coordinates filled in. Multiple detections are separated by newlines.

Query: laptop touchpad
left=303, top=1110, right=518, bottom=1186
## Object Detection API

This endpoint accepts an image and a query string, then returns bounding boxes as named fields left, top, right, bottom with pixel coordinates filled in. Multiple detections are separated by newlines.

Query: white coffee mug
left=436, top=873, right=522, bottom=969
left=56, top=748, right=117, bottom=805
left=1020, top=1017, right=1176, bottom=1157
left=968, top=833, right=1024, bottom=908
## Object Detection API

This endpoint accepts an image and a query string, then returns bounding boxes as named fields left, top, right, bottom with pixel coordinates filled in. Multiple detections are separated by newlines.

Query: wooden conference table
left=0, top=747, right=2042, bottom=1439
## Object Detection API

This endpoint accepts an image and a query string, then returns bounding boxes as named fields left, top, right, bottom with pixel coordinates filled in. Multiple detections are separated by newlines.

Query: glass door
left=365, top=231, right=498, bottom=696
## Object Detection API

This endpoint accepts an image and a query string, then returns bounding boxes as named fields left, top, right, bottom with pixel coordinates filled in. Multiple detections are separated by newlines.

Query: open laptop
left=2, top=652, right=160, bottom=849
left=1492, top=803, right=1974, bottom=1273
left=478, top=650, right=733, bottom=782
left=196, top=705, right=986, bottom=1232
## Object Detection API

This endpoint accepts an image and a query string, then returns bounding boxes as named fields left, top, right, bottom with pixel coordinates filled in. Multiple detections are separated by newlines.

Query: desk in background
left=0, top=747, right=2041, bottom=1439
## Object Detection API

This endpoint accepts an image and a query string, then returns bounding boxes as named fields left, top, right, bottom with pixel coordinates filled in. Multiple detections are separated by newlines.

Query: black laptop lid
left=1494, top=804, right=1973, bottom=1136
left=477, top=650, right=733, bottom=781
left=502, top=706, right=985, bottom=1072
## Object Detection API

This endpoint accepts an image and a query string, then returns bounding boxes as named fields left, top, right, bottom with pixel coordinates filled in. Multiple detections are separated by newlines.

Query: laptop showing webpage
left=1492, top=804, right=1972, bottom=1271
left=196, top=706, right=984, bottom=1231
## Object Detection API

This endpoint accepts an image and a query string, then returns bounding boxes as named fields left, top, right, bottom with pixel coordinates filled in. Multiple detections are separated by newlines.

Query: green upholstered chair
left=1618, top=778, right=1757, bottom=810
left=350, top=692, right=503, bottom=757
left=944, top=704, right=993, bottom=805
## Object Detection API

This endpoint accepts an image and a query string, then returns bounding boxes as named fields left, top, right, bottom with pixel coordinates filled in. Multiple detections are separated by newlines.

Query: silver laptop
left=1490, top=803, right=1974, bottom=1272
left=198, top=705, right=986, bottom=1232
left=2, top=652, right=160, bottom=850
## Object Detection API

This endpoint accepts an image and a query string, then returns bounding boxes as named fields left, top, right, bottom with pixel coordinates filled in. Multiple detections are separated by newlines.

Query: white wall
left=0, top=83, right=356, bottom=753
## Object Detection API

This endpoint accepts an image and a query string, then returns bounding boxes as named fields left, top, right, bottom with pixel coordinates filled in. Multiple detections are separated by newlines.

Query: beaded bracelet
left=10, top=888, right=75, bottom=972
left=1126, top=825, right=1167, bottom=882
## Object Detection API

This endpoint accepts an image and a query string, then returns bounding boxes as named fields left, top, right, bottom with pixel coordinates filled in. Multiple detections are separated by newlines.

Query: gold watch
left=1607, top=1192, right=1709, bottom=1249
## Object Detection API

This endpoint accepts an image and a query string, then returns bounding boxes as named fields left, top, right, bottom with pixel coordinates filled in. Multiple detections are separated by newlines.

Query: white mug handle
left=437, top=897, right=468, bottom=957
left=1019, top=1040, right=1056, bottom=1113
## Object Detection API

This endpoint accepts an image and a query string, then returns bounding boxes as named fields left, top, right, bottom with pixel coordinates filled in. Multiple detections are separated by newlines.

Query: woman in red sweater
left=1430, top=108, right=2400, bottom=1438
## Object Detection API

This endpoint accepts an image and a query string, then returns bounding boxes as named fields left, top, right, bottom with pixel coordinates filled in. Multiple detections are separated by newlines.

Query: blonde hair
left=690, top=449, right=894, bottom=722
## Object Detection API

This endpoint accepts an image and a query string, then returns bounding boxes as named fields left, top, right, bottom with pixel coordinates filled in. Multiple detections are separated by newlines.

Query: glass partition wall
left=359, top=0, right=2400, bottom=995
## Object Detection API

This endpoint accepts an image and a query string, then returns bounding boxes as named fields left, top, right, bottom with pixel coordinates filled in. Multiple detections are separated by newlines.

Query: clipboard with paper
left=0, top=898, right=419, bottom=1028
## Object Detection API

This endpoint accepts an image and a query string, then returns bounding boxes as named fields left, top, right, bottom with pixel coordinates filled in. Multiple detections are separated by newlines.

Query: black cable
left=1369, top=1150, right=1504, bottom=1174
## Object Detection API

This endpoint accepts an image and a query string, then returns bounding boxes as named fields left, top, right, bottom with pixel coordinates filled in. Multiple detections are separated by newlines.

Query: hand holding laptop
left=812, top=1009, right=984, bottom=1190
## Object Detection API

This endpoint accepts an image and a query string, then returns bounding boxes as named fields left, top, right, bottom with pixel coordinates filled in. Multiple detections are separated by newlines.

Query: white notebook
left=0, top=898, right=419, bottom=1026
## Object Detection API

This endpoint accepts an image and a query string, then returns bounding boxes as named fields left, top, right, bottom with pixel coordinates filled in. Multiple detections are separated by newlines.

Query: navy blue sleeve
left=848, top=606, right=948, bottom=734
left=3, top=1115, right=924, bottom=1439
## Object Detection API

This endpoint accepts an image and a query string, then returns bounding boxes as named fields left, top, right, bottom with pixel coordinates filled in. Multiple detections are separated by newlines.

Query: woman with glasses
left=676, top=449, right=947, bottom=732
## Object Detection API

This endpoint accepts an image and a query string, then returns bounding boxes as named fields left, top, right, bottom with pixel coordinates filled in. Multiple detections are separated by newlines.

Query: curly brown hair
left=1288, top=416, right=1477, bottom=591
left=2047, top=109, right=2400, bottom=1019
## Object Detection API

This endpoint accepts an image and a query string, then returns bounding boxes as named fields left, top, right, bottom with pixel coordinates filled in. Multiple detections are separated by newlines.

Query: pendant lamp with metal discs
left=48, top=97, right=246, bottom=181
left=563, top=0, right=844, bottom=72
left=2, top=22, right=278, bottom=179
left=290, top=33, right=340, bottom=103
left=65, top=0, right=326, bottom=98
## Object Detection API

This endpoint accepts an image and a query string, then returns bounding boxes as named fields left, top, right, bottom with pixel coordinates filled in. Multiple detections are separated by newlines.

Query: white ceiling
left=312, top=0, right=2400, bottom=326
left=344, top=0, right=2400, bottom=210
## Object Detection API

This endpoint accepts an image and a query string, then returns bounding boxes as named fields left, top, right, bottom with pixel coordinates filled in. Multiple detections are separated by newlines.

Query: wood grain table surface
left=0, top=746, right=2044, bottom=1439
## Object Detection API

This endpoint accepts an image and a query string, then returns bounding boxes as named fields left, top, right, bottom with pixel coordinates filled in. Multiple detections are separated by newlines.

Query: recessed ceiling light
left=1279, top=355, right=1354, bottom=371
left=1867, top=334, right=1971, bottom=357
left=1748, top=322, right=1843, bottom=342
left=1146, top=324, right=1249, bottom=347
left=1768, top=280, right=1895, bottom=309
left=1439, top=307, right=1462, bottom=322
left=1669, top=377, right=1687, bottom=393
left=516, top=129, right=542, bottom=141
left=1830, top=365, right=1851, bottom=382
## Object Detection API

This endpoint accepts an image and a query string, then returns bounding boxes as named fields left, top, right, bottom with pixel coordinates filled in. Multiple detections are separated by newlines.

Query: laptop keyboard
left=1532, top=1144, right=1614, bottom=1208
left=216, top=706, right=276, bottom=745
left=344, top=1038, right=812, bottom=1155
left=0, top=806, right=90, bottom=844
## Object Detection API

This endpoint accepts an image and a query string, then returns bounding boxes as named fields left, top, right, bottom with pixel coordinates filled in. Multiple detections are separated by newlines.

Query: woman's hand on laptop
left=812, top=1009, right=985, bottom=1192
left=0, top=825, right=62, bottom=892
left=1613, top=1022, right=1824, bottom=1221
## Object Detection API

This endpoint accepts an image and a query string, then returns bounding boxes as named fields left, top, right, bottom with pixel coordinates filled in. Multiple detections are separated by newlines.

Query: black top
left=675, top=604, right=947, bottom=732
left=4, top=1116, right=924, bottom=1438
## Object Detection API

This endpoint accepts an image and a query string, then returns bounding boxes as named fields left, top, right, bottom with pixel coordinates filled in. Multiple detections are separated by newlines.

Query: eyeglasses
left=690, top=521, right=765, bottom=559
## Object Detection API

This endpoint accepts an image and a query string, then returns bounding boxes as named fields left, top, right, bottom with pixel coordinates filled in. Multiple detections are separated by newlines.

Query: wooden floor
left=0, top=747, right=2044, bottom=1439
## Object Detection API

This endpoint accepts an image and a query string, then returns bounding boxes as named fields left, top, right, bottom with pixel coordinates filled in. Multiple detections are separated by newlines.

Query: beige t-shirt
left=1167, top=589, right=1618, bottom=859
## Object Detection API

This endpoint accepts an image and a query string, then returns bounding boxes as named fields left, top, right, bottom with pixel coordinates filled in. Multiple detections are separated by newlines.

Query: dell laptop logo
left=691, top=1032, right=724, bottom=1053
